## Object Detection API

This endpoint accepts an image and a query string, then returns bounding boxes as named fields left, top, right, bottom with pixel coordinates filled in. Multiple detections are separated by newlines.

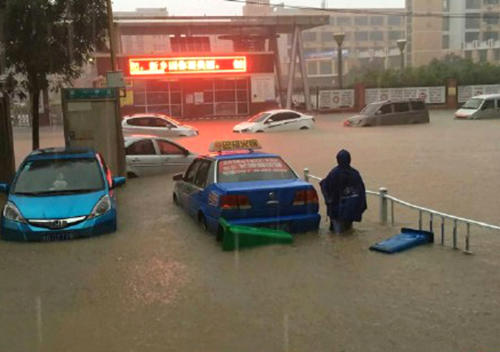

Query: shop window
left=389, top=31, right=404, bottom=40
left=302, top=31, right=316, bottom=42
left=337, top=17, right=352, bottom=26
left=319, top=61, right=333, bottom=75
left=370, top=32, right=383, bottom=41
left=483, top=14, right=500, bottom=25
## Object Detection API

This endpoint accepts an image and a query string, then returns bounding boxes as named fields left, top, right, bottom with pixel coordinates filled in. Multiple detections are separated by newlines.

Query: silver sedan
left=125, top=136, right=197, bottom=177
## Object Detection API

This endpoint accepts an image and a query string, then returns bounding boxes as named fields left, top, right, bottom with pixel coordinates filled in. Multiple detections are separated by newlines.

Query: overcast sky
left=113, top=0, right=405, bottom=16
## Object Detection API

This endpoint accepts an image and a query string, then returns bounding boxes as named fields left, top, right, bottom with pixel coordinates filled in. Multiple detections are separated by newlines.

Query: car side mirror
left=173, top=173, right=184, bottom=181
left=183, top=149, right=190, bottom=156
left=0, top=183, right=9, bottom=194
left=112, top=176, right=126, bottom=189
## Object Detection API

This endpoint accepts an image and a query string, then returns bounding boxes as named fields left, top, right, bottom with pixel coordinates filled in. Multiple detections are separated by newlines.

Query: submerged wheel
left=127, top=172, right=138, bottom=178
left=216, top=225, right=224, bottom=242
left=173, top=193, right=179, bottom=206
left=300, top=126, right=309, bottom=130
left=198, top=213, right=208, bottom=232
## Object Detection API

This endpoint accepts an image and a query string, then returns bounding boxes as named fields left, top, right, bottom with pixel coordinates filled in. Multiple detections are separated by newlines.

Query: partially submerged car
left=172, top=139, right=320, bottom=238
left=0, top=148, right=125, bottom=241
left=345, top=100, right=429, bottom=127
left=125, top=136, right=196, bottom=177
left=233, top=109, right=315, bottom=133
left=122, top=113, right=199, bottom=137
left=455, top=94, right=500, bottom=119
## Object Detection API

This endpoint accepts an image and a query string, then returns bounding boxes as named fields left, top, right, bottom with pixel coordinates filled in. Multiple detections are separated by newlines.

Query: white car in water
left=122, top=114, right=199, bottom=137
left=125, top=136, right=197, bottom=177
left=233, top=109, right=315, bottom=133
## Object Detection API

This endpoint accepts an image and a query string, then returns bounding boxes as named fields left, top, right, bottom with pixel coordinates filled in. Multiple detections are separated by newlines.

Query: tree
left=2, top=0, right=107, bottom=150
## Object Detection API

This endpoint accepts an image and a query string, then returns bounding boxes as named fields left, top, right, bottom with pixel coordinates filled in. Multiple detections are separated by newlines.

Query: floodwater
left=1, top=111, right=499, bottom=352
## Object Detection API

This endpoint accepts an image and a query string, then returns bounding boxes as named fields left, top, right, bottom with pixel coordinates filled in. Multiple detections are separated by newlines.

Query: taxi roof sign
left=209, top=139, right=262, bottom=153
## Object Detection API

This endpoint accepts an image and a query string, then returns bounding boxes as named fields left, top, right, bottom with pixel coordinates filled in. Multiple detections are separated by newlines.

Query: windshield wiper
left=14, top=189, right=101, bottom=196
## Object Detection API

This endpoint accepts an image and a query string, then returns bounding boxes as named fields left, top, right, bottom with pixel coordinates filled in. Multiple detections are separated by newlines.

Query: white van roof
left=471, top=93, right=500, bottom=99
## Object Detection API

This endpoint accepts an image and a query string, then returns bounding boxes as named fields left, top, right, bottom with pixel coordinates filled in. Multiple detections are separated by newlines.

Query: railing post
left=390, top=199, right=394, bottom=226
left=303, top=168, right=310, bottom=182
left=429, top=213, right=433, bottom=233
left=464, top=223, right=472, bottom=255
left=418, top=210, right=422, bottom=230
left=440, top=216, right=445, bottom=245
left=379, top=187, right=388, bottom=224
left=453, top=219, right=458, bottom=249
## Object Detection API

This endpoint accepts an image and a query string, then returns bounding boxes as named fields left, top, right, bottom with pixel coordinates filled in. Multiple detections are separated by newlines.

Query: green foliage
left=348, top=54, right=500, bottom=88
left=3, top=0, right=107, bottom=90
left=2, top=0, right=107, bottom=149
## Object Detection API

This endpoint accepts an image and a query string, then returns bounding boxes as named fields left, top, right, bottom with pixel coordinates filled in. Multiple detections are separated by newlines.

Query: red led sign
left=129, top=56, right=247, bottom=76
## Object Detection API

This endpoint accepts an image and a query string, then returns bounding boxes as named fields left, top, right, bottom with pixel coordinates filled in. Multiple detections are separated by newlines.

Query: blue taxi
left=172, top=139, right=320, bottom=238
left=0, top=148, right=126, bottom=241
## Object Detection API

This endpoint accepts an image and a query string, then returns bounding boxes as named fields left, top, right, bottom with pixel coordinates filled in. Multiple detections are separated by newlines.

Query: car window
left=184, top=159, right=203, bottom=183
left=379, top=104, right=393, bottom=114
left=12, top=158, right=105, bottom=194
left=285, top=112, right=301, bottom=120
left=218, top=157, right=296, bottom=183
left=127, top=117, right=148, bottom=126
left=482, top=99, right=494, bottom=110
left=194, top=160, right=211, bottom=188
left=157, top=140, right=185, bottom=155
left=126, top=139, right=156, bottom=155
left=410, top=101, right=426, bottom=110
left=394, top=102, right=410, bottom=112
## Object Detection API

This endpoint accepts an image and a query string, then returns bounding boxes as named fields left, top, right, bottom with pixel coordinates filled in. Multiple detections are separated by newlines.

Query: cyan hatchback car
left=0, top=148, right=126, bottom=241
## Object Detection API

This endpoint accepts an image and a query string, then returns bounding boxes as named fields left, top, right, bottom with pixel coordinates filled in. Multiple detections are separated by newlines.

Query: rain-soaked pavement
left=1, top=110, right=499, bottom=352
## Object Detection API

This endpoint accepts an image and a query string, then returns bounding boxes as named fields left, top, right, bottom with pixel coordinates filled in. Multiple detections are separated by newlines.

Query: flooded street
left=1, top=111, right=499, bottom=352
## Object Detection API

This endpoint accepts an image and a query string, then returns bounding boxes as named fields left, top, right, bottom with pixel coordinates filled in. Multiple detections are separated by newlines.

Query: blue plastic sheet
left=370, top=228, right=434, bottom=254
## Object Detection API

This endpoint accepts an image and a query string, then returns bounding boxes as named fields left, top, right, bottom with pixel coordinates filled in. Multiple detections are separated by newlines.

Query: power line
left=230, top=0, right=500, bottom=19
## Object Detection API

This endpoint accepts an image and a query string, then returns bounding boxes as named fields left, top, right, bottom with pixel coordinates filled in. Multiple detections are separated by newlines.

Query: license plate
left=41, top=233, right=74, bottom=241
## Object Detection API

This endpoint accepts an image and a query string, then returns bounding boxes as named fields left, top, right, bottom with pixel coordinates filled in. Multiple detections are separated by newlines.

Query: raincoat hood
left=336, top=149, right=351, bottom=167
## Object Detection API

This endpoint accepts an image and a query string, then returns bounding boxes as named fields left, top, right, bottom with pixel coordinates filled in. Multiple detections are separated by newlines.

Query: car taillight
left=219, top=195, right=251, bottom=210
left=293, top=189, right=318, bottom=206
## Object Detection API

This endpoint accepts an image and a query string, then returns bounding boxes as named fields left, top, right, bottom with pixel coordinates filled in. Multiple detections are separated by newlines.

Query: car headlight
left=2, top=201, right=26, bottom=223
left=89, top=195, right=111, bottom=218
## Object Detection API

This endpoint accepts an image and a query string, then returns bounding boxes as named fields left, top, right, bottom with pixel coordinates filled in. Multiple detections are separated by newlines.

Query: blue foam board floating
left=370, top=228, right=434, bottom=254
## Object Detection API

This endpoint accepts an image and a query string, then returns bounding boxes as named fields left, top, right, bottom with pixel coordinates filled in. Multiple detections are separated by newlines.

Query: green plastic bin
left=219, top=218, right=293, bottom=251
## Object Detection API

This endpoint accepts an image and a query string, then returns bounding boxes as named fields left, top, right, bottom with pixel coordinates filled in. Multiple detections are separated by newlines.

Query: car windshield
left=12, top=158, right=105, bottom=195
left=247, top=112, right=271, bottom=122
left=360, top=103, right=380, bottom=115
left=462, top=98, right=483, bottom=109
left=217, top=157, right=297, bottom=183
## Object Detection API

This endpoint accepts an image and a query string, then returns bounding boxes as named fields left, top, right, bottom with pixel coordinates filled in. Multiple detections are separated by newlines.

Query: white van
left=455, top=94, right=500, bottom=119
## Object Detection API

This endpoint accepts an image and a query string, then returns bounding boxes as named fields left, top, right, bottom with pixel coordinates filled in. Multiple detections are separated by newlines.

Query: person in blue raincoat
left=320, top=149, right=367, bottom=233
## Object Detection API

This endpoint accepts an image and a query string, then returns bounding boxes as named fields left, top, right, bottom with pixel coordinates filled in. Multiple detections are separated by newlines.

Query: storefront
left=94, top=15, right=329, bottom=119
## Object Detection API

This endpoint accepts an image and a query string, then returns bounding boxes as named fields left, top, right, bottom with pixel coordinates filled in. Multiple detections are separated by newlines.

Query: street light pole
left=334, top=33, right=345, bottom=90
left=397, top=39, right=407, bottom=74
left=105, top=0, right=116, bottom=71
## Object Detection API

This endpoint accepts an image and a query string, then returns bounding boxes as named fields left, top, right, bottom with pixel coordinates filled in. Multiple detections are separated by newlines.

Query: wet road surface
left=1, top=111, right=499, bottom=352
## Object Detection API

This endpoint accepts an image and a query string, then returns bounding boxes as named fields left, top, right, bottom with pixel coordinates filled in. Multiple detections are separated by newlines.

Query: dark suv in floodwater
left=344, top=99, right=430, bottom=127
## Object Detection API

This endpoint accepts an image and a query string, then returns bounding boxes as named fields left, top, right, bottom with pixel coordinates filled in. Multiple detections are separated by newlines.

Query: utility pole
left=105, top=0, right=116, bottom=70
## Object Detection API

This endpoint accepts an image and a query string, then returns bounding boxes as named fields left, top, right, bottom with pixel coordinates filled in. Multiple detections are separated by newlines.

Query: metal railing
left=303, top=168, right=500, bottom=254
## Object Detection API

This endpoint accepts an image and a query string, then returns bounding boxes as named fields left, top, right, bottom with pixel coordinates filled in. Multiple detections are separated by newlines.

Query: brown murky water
left=1, top=111, right=499, bottom=352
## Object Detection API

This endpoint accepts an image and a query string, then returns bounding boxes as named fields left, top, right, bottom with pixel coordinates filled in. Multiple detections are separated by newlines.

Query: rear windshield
left=12, top=158, right=104, bottom=195
left=217, top=157, right=296, bottom=183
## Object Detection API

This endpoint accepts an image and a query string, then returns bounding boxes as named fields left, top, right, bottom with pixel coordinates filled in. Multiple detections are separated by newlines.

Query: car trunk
left=216, top=179, right=318, bottom=220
